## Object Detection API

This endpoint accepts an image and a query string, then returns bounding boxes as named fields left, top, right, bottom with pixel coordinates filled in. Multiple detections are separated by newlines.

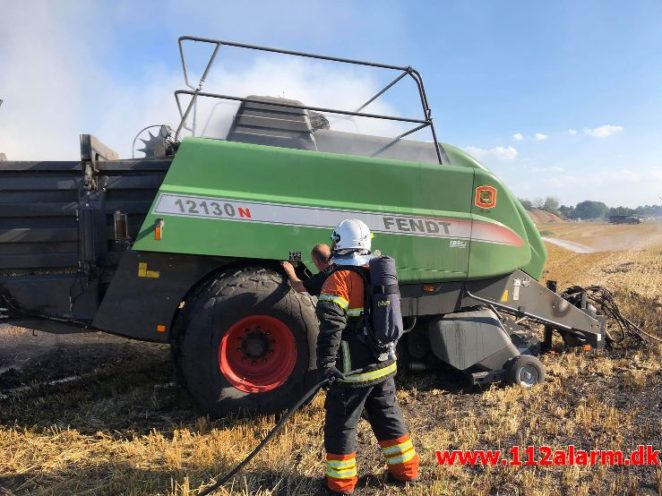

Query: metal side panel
left=95, top=165, right=168, bottom=271
left=92, top=250, right=236, bottom=342
left=427, top=310, right=519, bottom=371
left=132, top=138, right=478, bottom=283
left=0, top=161, right=82, bottom=272
left=0, top=156, right=171, bottom=324
left=0, top=273, right=99, bottom=320
left=400, top=281, right=464, bottom=317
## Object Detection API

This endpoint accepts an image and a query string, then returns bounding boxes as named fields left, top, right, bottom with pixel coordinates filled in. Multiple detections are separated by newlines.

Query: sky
left=1, top=0, right=661, bottom=208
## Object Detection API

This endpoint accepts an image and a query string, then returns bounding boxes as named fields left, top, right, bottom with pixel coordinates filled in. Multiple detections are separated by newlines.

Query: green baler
left=0, top=37, right=604, bottom=416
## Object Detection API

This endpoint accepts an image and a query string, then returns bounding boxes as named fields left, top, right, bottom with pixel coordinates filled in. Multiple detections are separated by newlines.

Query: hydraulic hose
left=563, top=285, right=662, bottom=346
left=196, top=366, right=375, bottom=496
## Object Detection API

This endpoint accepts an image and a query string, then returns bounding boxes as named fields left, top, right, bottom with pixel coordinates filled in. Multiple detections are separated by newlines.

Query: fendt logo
left=475, top=186, right=497, bottom=209
left=382, top=216, right=452, bottom=235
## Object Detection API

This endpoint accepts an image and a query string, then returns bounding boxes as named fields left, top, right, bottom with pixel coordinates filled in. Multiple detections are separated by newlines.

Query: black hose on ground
left=196, top=366, right=374, bottom=496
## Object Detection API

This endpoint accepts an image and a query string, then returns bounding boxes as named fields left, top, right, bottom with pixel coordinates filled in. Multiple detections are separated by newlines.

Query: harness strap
left=373, top=284, right=400, bottom=296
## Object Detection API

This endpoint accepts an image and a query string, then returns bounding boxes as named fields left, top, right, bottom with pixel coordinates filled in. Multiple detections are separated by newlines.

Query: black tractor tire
left=507, top=354, right=545, bottom=388
left=173, top=266, right=318, bottom=418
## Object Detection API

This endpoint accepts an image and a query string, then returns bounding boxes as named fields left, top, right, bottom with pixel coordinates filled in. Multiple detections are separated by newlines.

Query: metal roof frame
left=174, top=36, right=447, bottom=164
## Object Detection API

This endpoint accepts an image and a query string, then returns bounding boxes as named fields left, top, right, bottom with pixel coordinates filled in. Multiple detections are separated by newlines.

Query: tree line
left=518, top=197, right=662, bottom=220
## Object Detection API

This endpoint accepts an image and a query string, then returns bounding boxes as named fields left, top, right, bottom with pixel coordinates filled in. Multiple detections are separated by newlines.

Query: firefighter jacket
left=316, top=267, right=396, bottom=387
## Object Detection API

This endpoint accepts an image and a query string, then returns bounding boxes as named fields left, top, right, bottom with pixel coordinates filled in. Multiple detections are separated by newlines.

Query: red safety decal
left=475, top=186, right=497, bottom=209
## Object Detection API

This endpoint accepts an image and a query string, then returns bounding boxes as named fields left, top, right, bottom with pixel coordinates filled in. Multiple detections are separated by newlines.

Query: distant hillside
left=527, top=209, right=565, bottom=225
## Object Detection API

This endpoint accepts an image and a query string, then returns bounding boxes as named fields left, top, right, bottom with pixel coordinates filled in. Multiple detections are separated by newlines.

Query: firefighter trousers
left=323, top=376, right=419, bottom=494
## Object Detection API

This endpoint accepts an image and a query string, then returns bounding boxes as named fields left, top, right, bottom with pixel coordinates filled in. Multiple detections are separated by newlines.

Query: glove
left=318, top=366, right=345, bottom=385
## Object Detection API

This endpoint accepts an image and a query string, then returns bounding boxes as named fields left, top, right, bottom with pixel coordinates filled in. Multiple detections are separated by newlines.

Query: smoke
left=181, top=56, right=408, bottom=141
left=0, top=3, right=413, bottom=160
left=0, top=3, right=106, bottom=160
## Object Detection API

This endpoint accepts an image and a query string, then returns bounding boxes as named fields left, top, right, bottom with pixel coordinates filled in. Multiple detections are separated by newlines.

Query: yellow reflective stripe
left=386, top=444, right=415, bottom=461
left=338, top=362, right=397, bottom=384
left=319, top=294, right=349, bottom=310
left=326, top=467, right=357, bottom=479
left=387, top=448, right=417, bottom=465
left=382, top=439, right=414, bottom=456
left=347, top=307, right=364, bottom=316
left=327, top=458, right=356, bottom=470
left=326, top=465, right=356, bottom=475
left=341, top=341, right=351, bottom=374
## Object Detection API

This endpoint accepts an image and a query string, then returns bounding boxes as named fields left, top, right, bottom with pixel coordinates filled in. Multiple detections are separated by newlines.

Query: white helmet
left=331, top=219, right=373, bottom=266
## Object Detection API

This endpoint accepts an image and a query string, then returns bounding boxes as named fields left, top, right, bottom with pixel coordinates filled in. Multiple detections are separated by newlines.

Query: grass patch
left=1, top=227, right=661, bottom=495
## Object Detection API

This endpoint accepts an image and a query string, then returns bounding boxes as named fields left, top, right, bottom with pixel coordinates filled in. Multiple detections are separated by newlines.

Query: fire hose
left=196, top=366, right=374, bottom=496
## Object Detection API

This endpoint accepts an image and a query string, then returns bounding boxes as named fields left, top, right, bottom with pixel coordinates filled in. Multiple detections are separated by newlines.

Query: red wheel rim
left=219, top=315, right=297, bottom=393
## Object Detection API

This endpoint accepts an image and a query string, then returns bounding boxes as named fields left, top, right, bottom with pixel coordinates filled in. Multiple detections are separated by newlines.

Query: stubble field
left=1, top=221, right=660, bottom=495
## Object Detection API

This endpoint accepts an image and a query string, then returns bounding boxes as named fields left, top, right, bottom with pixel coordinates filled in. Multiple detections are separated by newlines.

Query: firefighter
left=281, top=243, right=334, bottom=296
left=316, top=219, right=419, bottom=495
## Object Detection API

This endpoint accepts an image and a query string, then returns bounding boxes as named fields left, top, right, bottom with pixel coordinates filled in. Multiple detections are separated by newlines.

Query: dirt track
left=542, top=237, right=596, bottom=253
left=541, top=220, right=662, bottom=251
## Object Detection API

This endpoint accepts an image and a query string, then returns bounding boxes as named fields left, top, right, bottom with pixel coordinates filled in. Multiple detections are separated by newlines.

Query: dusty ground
left=1, top=224, right=661, bottom=496
left=526, top=209, right=565, bottom=225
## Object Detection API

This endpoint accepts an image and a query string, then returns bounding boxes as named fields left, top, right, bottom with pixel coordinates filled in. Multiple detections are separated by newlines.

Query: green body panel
left=441, top=144, right=546, bottom=279
left=133, top=138, right=546, bottom=283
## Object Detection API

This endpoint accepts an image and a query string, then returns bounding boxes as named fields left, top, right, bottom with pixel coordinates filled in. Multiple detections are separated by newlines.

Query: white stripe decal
left=341, top=341, right=351, bottom=373
left=153, top=193, right=523, bottom=246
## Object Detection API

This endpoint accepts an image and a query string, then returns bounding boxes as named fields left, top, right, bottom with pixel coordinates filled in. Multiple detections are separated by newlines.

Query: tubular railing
left=174, top=36, right=448, bottom=164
